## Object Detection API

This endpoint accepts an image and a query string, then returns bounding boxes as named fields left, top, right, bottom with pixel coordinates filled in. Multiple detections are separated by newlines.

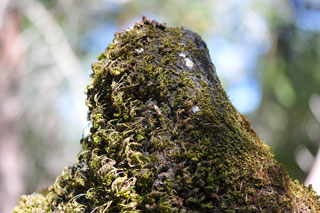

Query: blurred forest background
left=1, top=0, right=320, bottom=211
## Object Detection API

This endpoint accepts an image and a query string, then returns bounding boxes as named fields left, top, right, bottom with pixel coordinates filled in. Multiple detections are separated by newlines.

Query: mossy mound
left=15, top=17, right=320, bottom=212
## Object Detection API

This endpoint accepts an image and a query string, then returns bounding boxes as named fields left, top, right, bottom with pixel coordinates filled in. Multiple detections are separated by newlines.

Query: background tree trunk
left=0, top=9, right=24, bottom=213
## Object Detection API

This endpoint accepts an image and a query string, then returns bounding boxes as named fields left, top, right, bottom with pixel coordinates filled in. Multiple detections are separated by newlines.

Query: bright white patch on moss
left=178, top=53, right=193, bottom=68
left=135, top=48, right=144, bottom=53
left=191, top=106, right=200, bottom=113
left=179, top=53, right=186, bottom=58
left=154, top=104, right=162, bottom=115
left=185, top=58, right=194, bottom=68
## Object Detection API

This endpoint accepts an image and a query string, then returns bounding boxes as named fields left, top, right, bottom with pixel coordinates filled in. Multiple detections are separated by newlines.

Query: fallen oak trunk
left=15, top=17, right=320, bottom=212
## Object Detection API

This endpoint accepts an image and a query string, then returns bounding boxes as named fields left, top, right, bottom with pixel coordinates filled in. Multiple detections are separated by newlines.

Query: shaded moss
left=15, top=17, right=320, bottom=212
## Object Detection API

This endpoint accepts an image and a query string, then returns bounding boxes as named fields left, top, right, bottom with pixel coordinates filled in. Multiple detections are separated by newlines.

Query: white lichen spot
left=179, top=53, right=193, bottom=68
left=185, top=58, right=194, bottom=69
left=135, top=48, right=144, bottom=54
left=154, top=104, right=162, bottom=115
left=191, top=106, right=200, bottom=113
left=179, top=53, right=186, bottom=58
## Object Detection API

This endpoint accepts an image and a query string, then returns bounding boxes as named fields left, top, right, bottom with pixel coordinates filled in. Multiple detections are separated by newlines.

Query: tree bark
left=15, top=17, right=320, bottom=212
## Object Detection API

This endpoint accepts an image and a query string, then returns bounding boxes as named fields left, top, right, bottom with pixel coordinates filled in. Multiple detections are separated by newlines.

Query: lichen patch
left=185, top=57, right=194, bottom=68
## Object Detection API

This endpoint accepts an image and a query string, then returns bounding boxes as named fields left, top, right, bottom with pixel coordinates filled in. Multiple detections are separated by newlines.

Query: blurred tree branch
left=15, top=0, right=86, bottom=100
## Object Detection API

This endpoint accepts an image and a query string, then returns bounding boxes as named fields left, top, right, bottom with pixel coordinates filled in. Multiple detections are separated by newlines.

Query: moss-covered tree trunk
left=15, top=17, right=320, bottom=212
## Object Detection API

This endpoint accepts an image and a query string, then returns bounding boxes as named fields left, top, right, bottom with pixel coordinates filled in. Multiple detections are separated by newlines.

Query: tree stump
left=15, top=17, right=320, bottom=212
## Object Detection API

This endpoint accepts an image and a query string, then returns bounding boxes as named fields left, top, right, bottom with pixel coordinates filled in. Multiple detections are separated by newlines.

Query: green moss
left=15, top=17, right=320, bottom=212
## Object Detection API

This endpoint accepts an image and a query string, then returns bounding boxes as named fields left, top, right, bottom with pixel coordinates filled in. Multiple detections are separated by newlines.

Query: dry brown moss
left=15, top=17, right=320, bottom=212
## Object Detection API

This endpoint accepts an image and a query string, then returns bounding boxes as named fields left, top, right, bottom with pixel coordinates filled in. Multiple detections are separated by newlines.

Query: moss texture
left=15, top=17, right=320, bottom=212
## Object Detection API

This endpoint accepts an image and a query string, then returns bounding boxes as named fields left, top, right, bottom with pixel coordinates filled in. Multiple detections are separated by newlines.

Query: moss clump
left=15, top=17, right=320, bottom=212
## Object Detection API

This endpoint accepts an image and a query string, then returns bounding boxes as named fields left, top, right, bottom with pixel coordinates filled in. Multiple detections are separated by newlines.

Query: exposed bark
left=15, top=17, right=320, bottom=212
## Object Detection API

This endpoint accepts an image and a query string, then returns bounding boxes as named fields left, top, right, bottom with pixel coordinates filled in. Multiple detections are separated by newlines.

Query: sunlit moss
left=15, top=17, right=320, bottom=212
